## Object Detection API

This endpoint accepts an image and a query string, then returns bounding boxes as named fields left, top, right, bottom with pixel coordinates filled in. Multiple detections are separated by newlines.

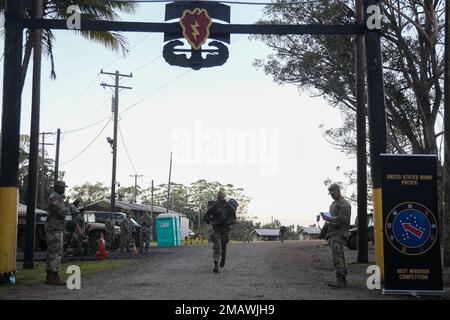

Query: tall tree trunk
left=21, top=34, right=33, bottom=92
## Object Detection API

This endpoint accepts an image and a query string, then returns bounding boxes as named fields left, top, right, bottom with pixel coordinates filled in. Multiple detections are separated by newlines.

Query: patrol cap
left=217, top=191, right=226, bottom=200
left=54, top=180, right=68, bottom=188
left=328, top=183, right=340, bottom=194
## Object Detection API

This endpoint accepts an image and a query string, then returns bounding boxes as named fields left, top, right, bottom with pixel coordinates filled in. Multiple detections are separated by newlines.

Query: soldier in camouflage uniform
left=203, top=191, right=237, bottom=273
left=105, top=216, right=115, bottom=250
left=322, top=183, right=351, bottom=288
left=120, top=213, right=132, bottom=252
left=71, top=209, right=89, bottom=256
left=44, top=180, right=69, bottom=285
left=139, top=212, right=152, bottom=253
left=279, top=226, right=287, bottom=243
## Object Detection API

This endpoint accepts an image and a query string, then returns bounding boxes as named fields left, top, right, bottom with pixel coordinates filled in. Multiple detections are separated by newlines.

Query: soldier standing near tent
left=44, top=181, right=69, bottom=285
left=139, top=212, right=152, bottom=253
left=120, top=213, right=132, bottom=252
left=105, top=215, right=115, bottom=251
left=203, top=191, right=237, bottom=273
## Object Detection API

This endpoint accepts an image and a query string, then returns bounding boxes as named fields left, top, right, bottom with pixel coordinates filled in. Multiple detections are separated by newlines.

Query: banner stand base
left=383, top=289, right=445, bottom=297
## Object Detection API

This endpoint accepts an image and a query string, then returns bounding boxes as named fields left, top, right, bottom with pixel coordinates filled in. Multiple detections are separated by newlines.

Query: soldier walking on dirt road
left=203, top=191, right=237, bottom=273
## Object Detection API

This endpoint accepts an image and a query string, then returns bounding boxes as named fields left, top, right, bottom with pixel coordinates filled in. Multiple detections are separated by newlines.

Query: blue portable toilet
left=156, top=214, right=178, bottom=247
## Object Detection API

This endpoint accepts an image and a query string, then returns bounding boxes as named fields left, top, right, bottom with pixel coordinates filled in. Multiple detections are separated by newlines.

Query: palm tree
left=0, top=0, right=137, bottom=90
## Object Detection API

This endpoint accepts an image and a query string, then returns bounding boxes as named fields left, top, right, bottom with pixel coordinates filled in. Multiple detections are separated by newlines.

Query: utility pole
left=24, top=0, right=43, bottom=270
left=100, top=70, right=132, bottom=215
left=166, top=152, right=173, bottom=213
left=355, top=0, right=368, bottom=263
left=151, top=180, right=156, bottom=242
left=39, top=132, right=53, bottom=209
left=54, top=128, right=61, bottom=183
left=443, top=0, right=450, bottom=267
left=130, top=174, right=143, bottom=203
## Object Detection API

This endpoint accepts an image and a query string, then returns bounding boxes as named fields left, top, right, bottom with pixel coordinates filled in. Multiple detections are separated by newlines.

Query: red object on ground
left=96, top=232, right=109, bottom=260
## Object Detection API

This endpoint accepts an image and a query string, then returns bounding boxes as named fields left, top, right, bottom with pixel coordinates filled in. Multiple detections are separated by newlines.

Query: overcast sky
left=0, top=2, right=357, bottom=227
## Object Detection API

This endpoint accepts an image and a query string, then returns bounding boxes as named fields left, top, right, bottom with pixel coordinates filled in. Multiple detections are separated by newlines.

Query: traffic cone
left=96, top=232, right=109, bottom=260
left=131, top=240, right=138, bottom=256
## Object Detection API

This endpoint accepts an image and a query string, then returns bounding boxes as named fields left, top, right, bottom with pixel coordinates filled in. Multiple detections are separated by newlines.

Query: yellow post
left=373, top=188, right=384, bottom=281
left=0, top=188, right=18, bottom=282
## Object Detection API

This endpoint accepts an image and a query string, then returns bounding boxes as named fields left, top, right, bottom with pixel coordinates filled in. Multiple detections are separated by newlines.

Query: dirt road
left=2, top=240, right=448, bottom=300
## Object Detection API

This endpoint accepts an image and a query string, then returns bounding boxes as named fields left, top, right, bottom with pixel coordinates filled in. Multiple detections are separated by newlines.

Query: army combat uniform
left=139, top=214, right=152, bottom=252
left=105, top=217, right=115, bottom=250
left=327, top=196, right=351, bottom=285
left=45, top=190, right=69, bottom=284
left=71, top=213, right=89, bottom=256
left=203, top=198, right=237, bottom=272
left=120, top=216, right=132, bottom=252
left=279, top=226, right=287, bottom=243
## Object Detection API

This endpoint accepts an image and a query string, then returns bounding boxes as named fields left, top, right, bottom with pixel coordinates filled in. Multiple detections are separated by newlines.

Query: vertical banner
left=381, top=154, right=443, bottom=295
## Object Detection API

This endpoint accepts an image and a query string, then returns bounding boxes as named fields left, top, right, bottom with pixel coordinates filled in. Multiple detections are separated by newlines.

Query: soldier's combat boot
left=213, top=262, right=219, bottom=273
left=45, top=272, right=65, bottom=285
left=220, top=256, right=225, bottom=268
left=52, top=273, right=66, bottom=286
left=44, top=271, right=52, bottom=284
left=328, top=274, right=347, bottom=288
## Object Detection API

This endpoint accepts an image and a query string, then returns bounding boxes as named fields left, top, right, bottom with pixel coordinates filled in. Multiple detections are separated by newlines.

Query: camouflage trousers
left=209, top=225, right=230, bottom=262
left=46, top=230, right=64, bottom=273
left=140, top=230, right=151, bottom=249
left=120, top=234, right=131, bottom=251
left=105, top=232, right=114, bottom=250
left=330, top=235, right=347, bottom=277
left=71, top=234, right=90, bottom=256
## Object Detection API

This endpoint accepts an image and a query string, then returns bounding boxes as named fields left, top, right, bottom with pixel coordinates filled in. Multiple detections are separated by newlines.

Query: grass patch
left=0, top=259, right=137, bottom=295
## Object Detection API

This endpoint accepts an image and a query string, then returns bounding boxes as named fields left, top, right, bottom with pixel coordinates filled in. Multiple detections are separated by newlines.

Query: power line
left=121, top=69, right=191, bottom=115
left=54, top=73, right=100, bottom=127
left=131, top=55, right=162, bottom=74
left=60, top=117, right=112, bottom=165
left=53, top=33, right=152, bottom=128
left=63, top=115, right=112, bottom=134
left=118, top=122, right=139, bottom=174
left=106, top=0, right=323, bottom=5
left=62, top=55, right=162, bottom=135
left=101, top=33, right=152, bottom=70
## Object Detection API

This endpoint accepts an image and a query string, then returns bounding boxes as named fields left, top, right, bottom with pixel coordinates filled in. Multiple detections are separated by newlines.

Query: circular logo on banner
left=385, top=202, right=438, bottom=255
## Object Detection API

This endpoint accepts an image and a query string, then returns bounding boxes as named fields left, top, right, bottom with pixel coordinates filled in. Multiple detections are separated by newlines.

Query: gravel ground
left=3, top=240, right=449, bottom=300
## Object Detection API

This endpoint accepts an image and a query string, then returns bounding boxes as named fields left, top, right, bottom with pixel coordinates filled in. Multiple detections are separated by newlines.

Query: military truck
left=346, top=213, right=375, bottom=250
left=17, top=204, right=48, bottom=250
left=83, top=211, right=137, bottom=248
left=17, top=205, right=121, bottom=251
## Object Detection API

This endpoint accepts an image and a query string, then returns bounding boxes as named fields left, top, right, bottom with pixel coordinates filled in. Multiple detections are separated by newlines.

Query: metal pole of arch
left=355, top=0, right=368, bottom=263
left=443, top=0, right=450, bottom=267
left=0, top=0, right=25, bottom=284
left=362, top=0, right=388, bottom=280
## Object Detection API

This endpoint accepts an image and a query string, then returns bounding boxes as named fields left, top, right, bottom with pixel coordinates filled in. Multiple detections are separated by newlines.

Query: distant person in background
left=279, top=226, right=287, bottom=243
left=321, top=183, right=351, bottom=288
left=139, top=212, right=152, bottom=253
left=120, top=213, right=132, bottom=253
left=105, top=215, right=115, bottom=251
left=72, top=208, right=89, bottom=256
left=203, top=191, right=237, bottom=273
